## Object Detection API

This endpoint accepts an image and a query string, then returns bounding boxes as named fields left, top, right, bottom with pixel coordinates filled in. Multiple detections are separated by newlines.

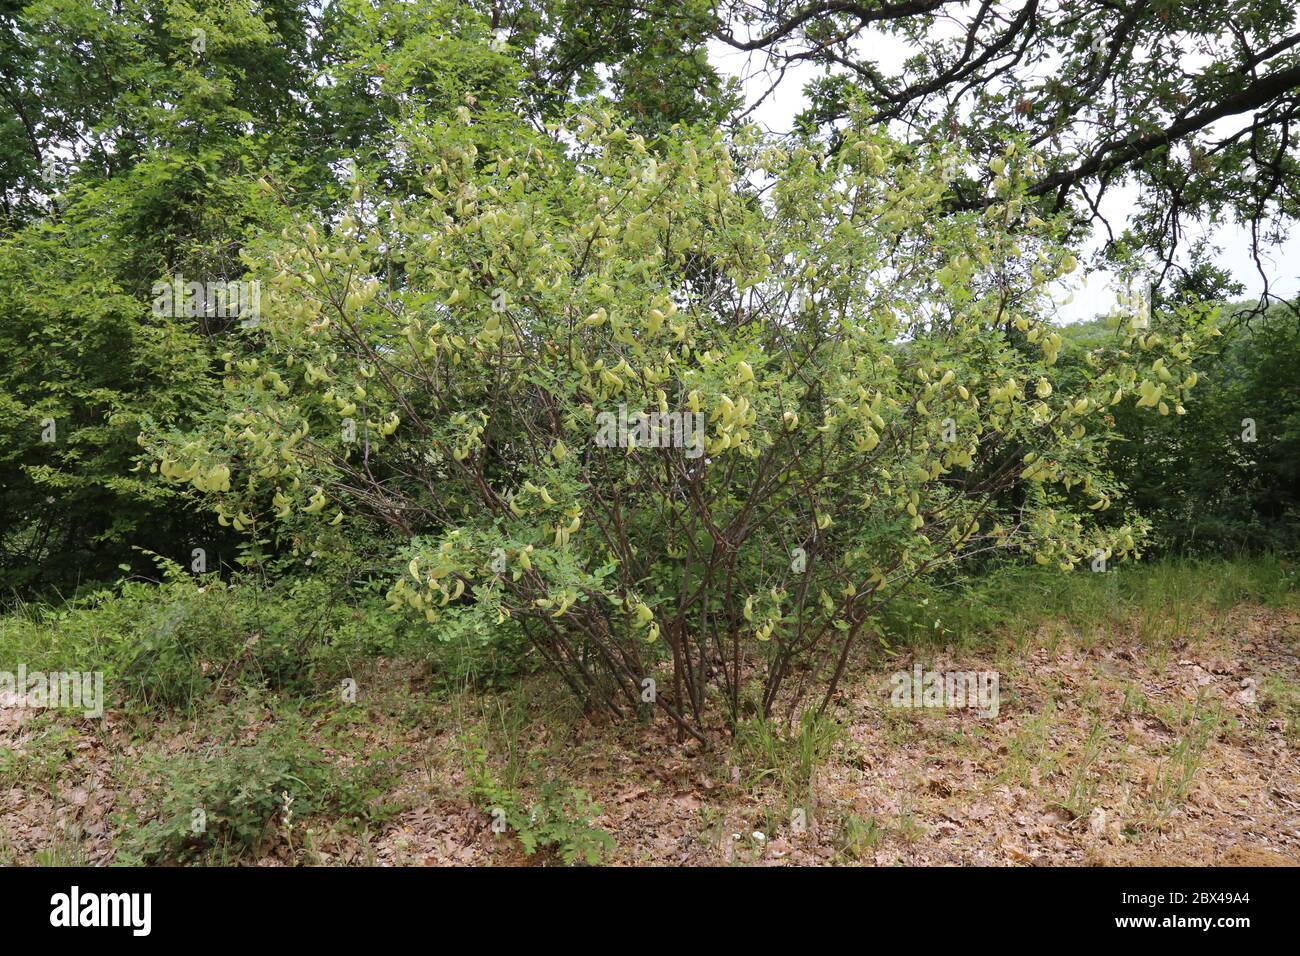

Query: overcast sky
left=708, top=38, right=1299, bottom=324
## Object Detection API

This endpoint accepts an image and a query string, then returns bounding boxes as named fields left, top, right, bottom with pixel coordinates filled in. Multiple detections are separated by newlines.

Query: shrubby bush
left=115, top=712, right=402, bottom=864
left=143, top=111, right=1220, bottom=740
left=0, top=555, right=398, bottom=709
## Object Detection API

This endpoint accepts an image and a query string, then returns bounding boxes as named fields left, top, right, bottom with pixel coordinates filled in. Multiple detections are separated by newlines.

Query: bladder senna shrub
left=142, top=112, right=1218, bottom=741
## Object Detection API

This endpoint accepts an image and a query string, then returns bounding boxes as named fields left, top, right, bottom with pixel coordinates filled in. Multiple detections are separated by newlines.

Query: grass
left=1060, top=718, right=1108, bottom=819
left=836, top=812, right=885, bottom=859
left=880, top=553, right=1296, bottom=653
left=1141, top=699, right=1232, bottom=830
left=1259, top=674, right=1300, bottom=746
left=1001, top=705, right=1058, bottom=787
left=733, top=709, right=843, bottom=813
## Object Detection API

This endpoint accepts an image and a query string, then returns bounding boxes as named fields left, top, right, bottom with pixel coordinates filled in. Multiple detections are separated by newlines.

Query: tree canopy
left=715, top=0, right=1300, bottom=310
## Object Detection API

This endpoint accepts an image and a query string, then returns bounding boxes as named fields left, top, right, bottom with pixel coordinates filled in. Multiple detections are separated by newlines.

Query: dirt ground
left=3, top=605, right=1298, bottom=866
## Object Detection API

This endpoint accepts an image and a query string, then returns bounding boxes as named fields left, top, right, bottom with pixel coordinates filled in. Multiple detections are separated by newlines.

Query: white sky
left=708, top=38, right=1299, bottom=323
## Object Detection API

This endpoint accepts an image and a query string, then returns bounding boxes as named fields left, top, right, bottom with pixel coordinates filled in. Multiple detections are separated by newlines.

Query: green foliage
left=836, top=812, right=884, bottom=860
left=0, top=208, right=228, bottom=596
left=0, top=0, right=727, bottom=597
left=1259, top=675, right=1300, bottom=746
left=734, top=710, right=842, bottom=809
left=876, top=553, right=1298, bottom=651
left=0, top=717, right=78, bottom=793
left=145, top=108, right=1219, bottom=738
left=460, top=732, right=613, bottom=865
left=1101, top=306, right=1300, bottom=555
left=0, top=0, right=295, bottom=595
left=511, top=781, right=614, bottom=866
left=0, top=554, right=400, bottom=710
left=115, top=712, right=402, bottom=864
left=515, top=0, right=735, bottom=137
left=414, top=603, right=534, bottom=692
left=1142, top=701, right=1232, bottom=829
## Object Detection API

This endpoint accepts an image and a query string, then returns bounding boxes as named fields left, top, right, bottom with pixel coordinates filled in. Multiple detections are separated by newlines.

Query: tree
left=713, top=0, right=1300, bottom=312
left=0, top=195, right=223, bottom=594
left=0, top=0, right=313, bottom=594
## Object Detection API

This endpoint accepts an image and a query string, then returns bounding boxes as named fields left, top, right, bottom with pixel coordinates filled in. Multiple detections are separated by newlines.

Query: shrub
left=461, top=736, right=613, bottom=865
left=144, top=113, right=1220, bottom=740
left=0, top=554, right=403, bottom=712
left=115, top=713, right=401, bottom=864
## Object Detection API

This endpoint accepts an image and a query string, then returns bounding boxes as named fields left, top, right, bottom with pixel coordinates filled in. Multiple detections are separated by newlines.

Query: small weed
left=1259, top=675, right=1300, bottom=745
left=837, top=813, right=884, bottom=860
left=458, top=726, right=613, bottom=865
left=1143, top=700, right=1228, bottom=828
left=1060, top=718, right=1108, bottom=819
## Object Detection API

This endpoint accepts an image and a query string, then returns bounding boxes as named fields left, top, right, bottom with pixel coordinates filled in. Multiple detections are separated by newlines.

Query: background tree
left=1094, top=303, right=1300, bottom=553
left=714, top=0, right=1300, bottom=311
